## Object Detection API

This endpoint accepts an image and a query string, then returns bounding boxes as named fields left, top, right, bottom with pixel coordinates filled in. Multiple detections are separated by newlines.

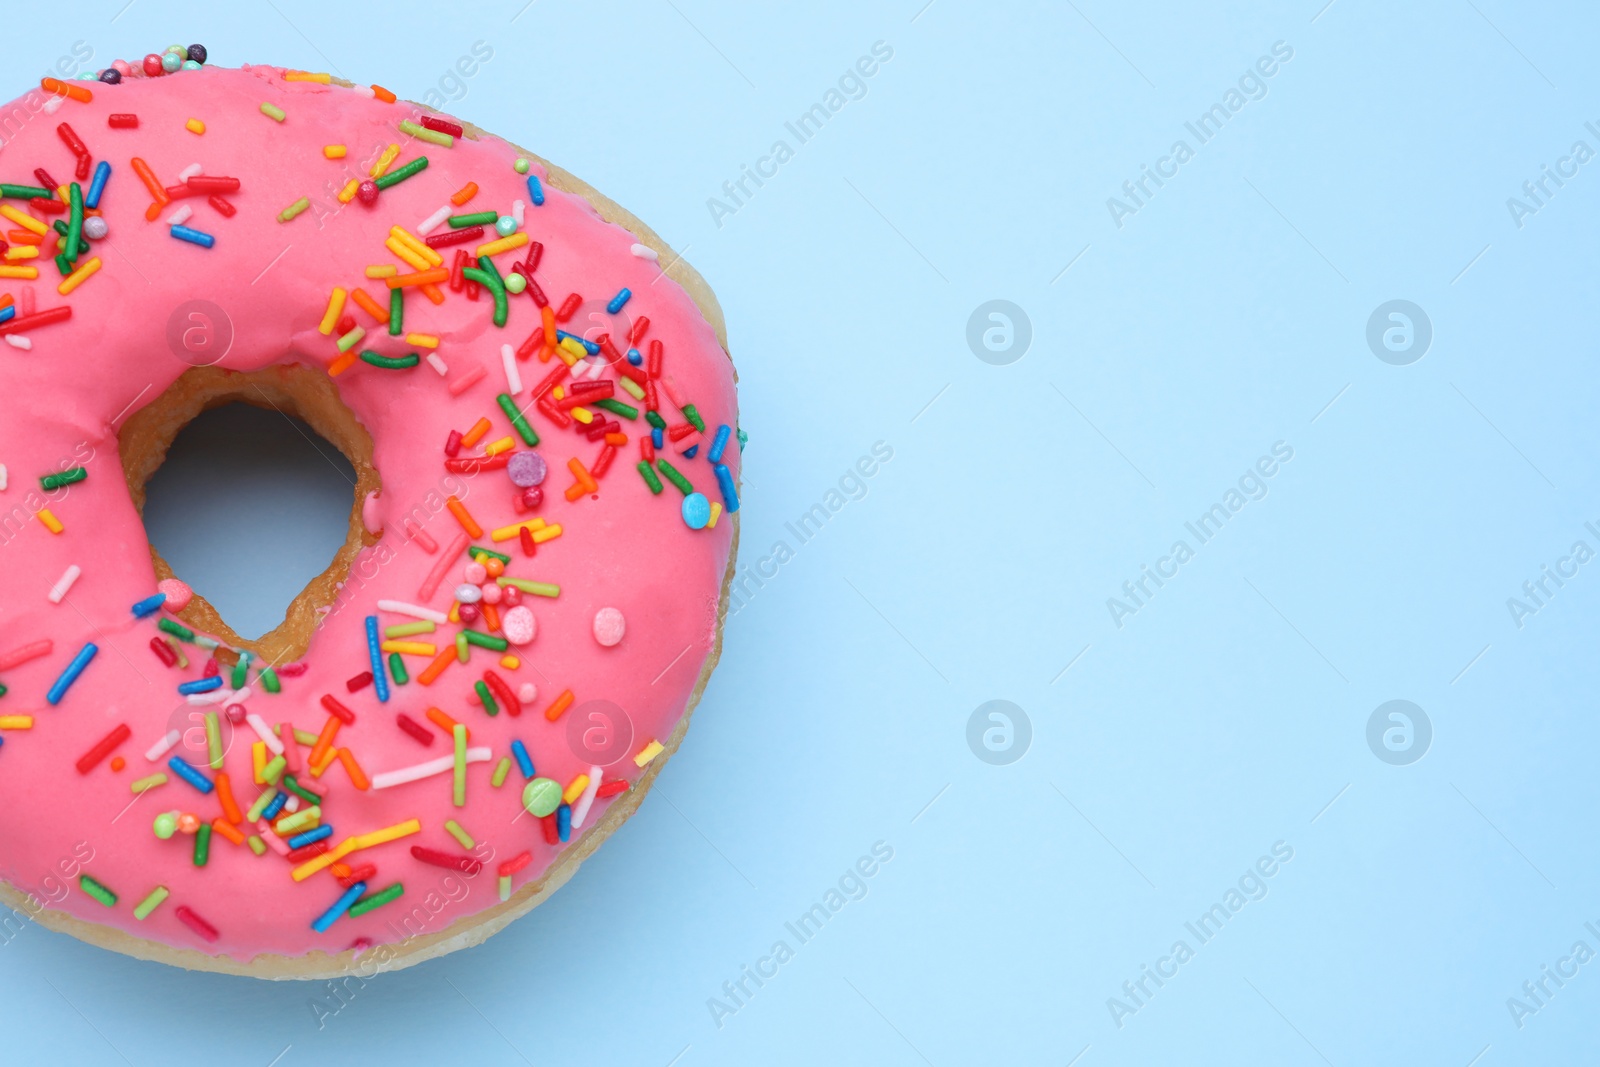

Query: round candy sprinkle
left=177, top=812, right=199, bottom=833
left=505, top=272, right=526, bottom=295
left=112, top=59, right=132, bottom=76
left=161, top=52, right=182, bottom=73
left=98, top=68, right=121, bottom=85
left=110, top=756, right=125, bottom=772
left=458, top=603, right=480, bottom=624
left=464, top=561, right=487, bottom=585
left=356, top=180, right=379, bottom=205
left=682, top=492, right=711, bottom=529
left=143, top=54, right=164, bottom=77
left=84, top=216, right=108, bottom=240
left=454, top=583, right=482, bottom=605
left=182, top=60, right=202, bottom=71
left=522, top=777, right=561, bottom=817
left=480, top=583, right=503, bottom=605
left=153, top=812, right=177, bottom=839
left=507, top=452, right=546, bottom=488
left=501, top=606, right=536, bottom=646
left=520, top=486, right=544, bottom=509
left=593, top=607, right=626, bottom=647
left=187, top=43, right=208, bottom=64
left=514, top=157, right=531, bottom=174
left=494, top=216, right=517, bottom=237
left=518, top=682, right=537, bottom=703
left=158, top=578, right=193, bottom=611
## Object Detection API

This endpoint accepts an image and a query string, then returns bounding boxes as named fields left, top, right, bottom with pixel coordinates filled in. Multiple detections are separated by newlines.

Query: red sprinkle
left=424, top=225, right=482, bottom=249
left=185, top=176, right=240, bottom=193
left=629, top=316, right=650, bottom=345
left=445, top=455, right=509, bottom=474
left=410, top=846, right=482, bottom=875
left=541, top=812, right=559, bottom=845
left=29, top=197, right=64, bottom=215
left=482, top=670, right=521, bottom=717
left=396, top=713, right=435, bottom=746
left=519, top=525, right=536, bottom=558
left=75, top=724, right=130, bottom=775
left=591, top=443, right=617, bottom=478
left=150, top=636, right=178, bottom=667
left=337, top=863, right=377, bottom=889
left=321, top=694, right=356, bottom=724
left=175, top=905, right=220, bottom=942
left=523, top=241, right=542, bottom=273
left=32, top=168, right=57, bottom=191
left=595, top=779, right=630, bottom=799
left=419, top=115, right=463, bottom=137
left=647, top=339, right=664, bottom=378
left=444, top=429, right=462, bottom=457
left=498, top=850, right=533, bottom=876
left=56, top=122, right=88, bottom=158
left=107, top=114, right=139, bottom=129
left=278, top=661, right=310, bottom=677
left=207, top=194, right=237, bottom=218
left=287, top=841, right=331, bottom=864
left=345, top=672, right=373, bottom=694
left=554, top=293, right=581, bottom=322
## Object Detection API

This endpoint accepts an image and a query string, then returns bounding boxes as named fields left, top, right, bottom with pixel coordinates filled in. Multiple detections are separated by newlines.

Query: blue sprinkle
left=177, top=676, right=223, bottom=695
left=86, top=160, right=111, bottom=210
left=365, top=616, right=389, bottom=704
left=651, top=427, right=663, bottom=449
left=46, top=643, right=97, bottom=705
left=555, top=329, right=600, bottom=356
left=606, top=288, right=631, bottom=315
left=287, top=825, right=334, bottom=850
left=682, top=492, right=711, bottom=530
left=626, top=347, right=643, bottom=366
left=557, top=802, right=571, bottom=842
left=683, top=444, right=698, bottom=459
left=709, top=425, right=731, bottom=464
left=510, top=738, right=534, bottom=780
left=131, top=592, right=167, bottom=618
left=312, top=881, right=367, bottom=933
left=0, top=306, right=14, bottom=326
left=261, top=791, right=288, bottom=820
left=170, top=224, right=215, bottom=248
left=167, top=755, right=215, bottom=795
left=714, top=463, right=740, bottom=513
left=526, top=174, right=544, bottom=206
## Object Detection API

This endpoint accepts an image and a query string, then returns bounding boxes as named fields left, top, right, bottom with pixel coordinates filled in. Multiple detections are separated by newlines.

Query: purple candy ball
left=98, top=68, right=122, bottom=85
left=507, top=451, right=547, bottom=488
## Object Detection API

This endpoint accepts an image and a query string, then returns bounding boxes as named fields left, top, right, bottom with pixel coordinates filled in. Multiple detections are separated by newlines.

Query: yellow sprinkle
left=562, top=775, right=589, bottom=806
left=252, top=740, right=266, bottom=785
left=323, top=144, right=347, bottom=158
left=37, top=509, right=62, bottom=534
left=350, top=818, right=422, bottom=851
left=0, top=715, right=34, bottom=729
left=389, top=226, right=442, bottom=267
left=619, top=376, right=646, bottom=401
left=364, top=264, right=398, bottom=279
left=3, top=246, right=37, bottom=261
left=185, top=117, right=205, bottom=135
left=483, top=436, right=515, bottom=457
left=55, top=185, right=69, bottom=206
left=443, top=819, right=475, bottom=849
left=405, top=332, right=439, bottom=348
left=56, top=256, right=101, bottom=296
left=448, top=600, right=460, bottom=623
left=380, top=640, right=436, bottom=656
left=489, top=519, right=547, bottom=543
left=337, top=178, right=360, bottom=204
left=633, top=740, right=664, bottom=768
left=384, top=235, right=431, bottom=271
left=475, top=232, right=529, bottom=259
left=558, top=336, right=589, bottom=359
left=318, top=287, right=346, bottom=335
left=708, top=501, right=723, bottom=528
left=1, top=205, right=47, bottom=235
left=285, top=70, right=332, bottom=83
left=0, top=265, right=39, bottom=280
left=570, top=406, right=594, bottom=424
left=311, top=746, right=339, bottom=777
left=370, top=143, right=401, bottom=178
left=499, top=655, right=520, bottom=669
left=290, top=838, right=355, bottom=882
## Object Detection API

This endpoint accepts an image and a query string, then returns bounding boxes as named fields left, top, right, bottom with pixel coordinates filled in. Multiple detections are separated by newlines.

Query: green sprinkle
left=682, top=403, right=705, bottom=433
left=275, top=805, right=320, bottom=834
left=593, top=397, right=638, bottom=420
left=261, top=754, right=286, bottom=784
left=63, top=181, right=82, bottom=272
left=0, top=681, right=7, bottom=699
left=230, top=656, right=248, bottom=689
left=247, top=835, right=267, bottom=856
left=491, top=756, right=512, bottom=788
left=388, top=651, right=409, bottom=685
left=132, top=886, right=169, bottom=920
left=497, top=393, right=539, bottom=446
left=455, top=632, right=470, bottom=664
left=260, top=665, right=281, bottom=693
left=737, top=427, right=748, bottom=451
left=0, top=183, right=54, bottom=199
left=462, top=257, right=508, bottom=326
left=475, top=679, right=499, bottom=717
left=281, top=775, right=319, bottom=805
left=260, top=102, right=286, bottom=122
left=461, top=630, right=509, bottom=652
left=193, top=823, right=211, bottom=867
left=386, top=620, right=435, bottom=639
left=348, top=882, right=405, bottom=918
left=398, top=119, right=454, bottom=147
left=513, top=157, right=531, bottom=174
left=373, top=155, right=428, bottom=190
left=467, top=546, right=512, bottom=565
left=245, top=785, right=276, bottom=823
left=336, top=326, right=365, bottom=353
left=637, top=461, right=663, bottom=494
left=496, top=577, right=559, bottom=598
left=277, top=196, right=310, bottom=223
left=205, top=710, right=223, bottom=769
left=130, top=773, right=167, bottom=794
left=444, top=819, right=475, bottom=849
left=53, top=252, right=71, bottom=277
left=40, top=467, right=87, bottom=491
left=656, top=459, right=693, bottom=496
left=645, top=409, right=667, bottom=430
left=359, top=350, right=420, bottom=370
left=388, top=285, right=403, bottom=335
left=158, top=618, right=195, bottom=642
left=449, top=211, right=498, bottom=228
left=293, top=727, right=318, bottom=746
left=619, top=376, right=646, bottom=401
left=79, top=874, right=117, bottom=907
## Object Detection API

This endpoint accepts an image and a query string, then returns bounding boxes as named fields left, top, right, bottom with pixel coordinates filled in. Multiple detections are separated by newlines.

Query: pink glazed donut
left=0, top=48, right=739, bottom=978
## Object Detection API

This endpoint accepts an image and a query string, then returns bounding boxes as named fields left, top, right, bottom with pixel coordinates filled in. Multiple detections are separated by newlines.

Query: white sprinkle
left=630, top=243, right=658, bottom=260
left=166, top=204, right=193, bottom=226
left=178, top=162, right=202, bottom=181
left=501, top=343, right=521, bottom=394
left=377, top=598, right=449, bottom=624
left=247, top=712, right=285, bottom=755
left=511, top=198, right=525, bottom=226
left=356, top=85, right=376, bottom=98
left=5, top=335, right=31, bottom=350
left=42, top=95, right=63, bottom=115
left=417, top=203, right=451, bottom=235
left=283, top=794, right=300, bottom=813
left=425, top=352, right=448, bottom=376
left=187, top=685, right=241, bottom=705
left=570, top=765, right=603, bottom=829
left=145, top=729, right=181, bottom=762
left=0, top=464, right=7, bottom=491
left=371, top=747, right=492, bottom=790
left=47, top=564, right=81, bottom=604
left=578, top=355, right=606, bottom=381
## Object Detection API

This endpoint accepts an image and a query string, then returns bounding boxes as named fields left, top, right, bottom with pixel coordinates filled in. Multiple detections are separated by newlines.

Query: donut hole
left=119, top=365, right=380, bottom=664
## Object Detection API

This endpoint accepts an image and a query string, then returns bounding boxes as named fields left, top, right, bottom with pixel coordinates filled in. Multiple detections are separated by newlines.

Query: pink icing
left=0, top=65, right=736, bottom=962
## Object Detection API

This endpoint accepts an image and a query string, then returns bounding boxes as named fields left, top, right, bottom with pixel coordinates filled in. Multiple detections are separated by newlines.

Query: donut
left=0, top=47, right=739, bottom=978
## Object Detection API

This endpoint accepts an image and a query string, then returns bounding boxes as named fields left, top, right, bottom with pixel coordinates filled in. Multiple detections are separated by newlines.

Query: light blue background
left=5, top=1, right=1599, bottom=1064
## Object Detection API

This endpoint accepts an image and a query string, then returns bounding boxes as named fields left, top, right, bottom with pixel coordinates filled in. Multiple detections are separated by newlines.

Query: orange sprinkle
left=425, top=706, right=462, bottom=736
left=386, top=267, right=449, bottom=289
left=349, top=287, right=389, bottom=323
left=7, top=231, right=39, bottom=246
left=41, top=77, right=92, bottom=103
left=564, top=458, right=598, bottom=501
left=544, top=689, right=575, bottom=722
left=215, top=771, right=243, bottom=824
left=311, top=746, right=339, bottom=778
left=460, top=417, right=492, bottom=448
left=421, top=282, right=447, bottom=305
left=539, top=306, right=557, bottom=360
left=418, top=646, right=456, bottom=686
left=130, top=157, right=165, bottom=202
left=210, top=818, right=246, bottom=846
left=450, top=182, right=478, bottom=206
left=327, top=350, right=360, bottom=377
left=371, top=84, right=397, bottom=103
left=337, top=748, right=371, bottom=791
left=446, top=496, right=482, bottom=538
left=308, top=715, right=341, bottom=769
left=481, top=601, right=501, bottom=633
left=603, top=432, right=628, bottom=446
